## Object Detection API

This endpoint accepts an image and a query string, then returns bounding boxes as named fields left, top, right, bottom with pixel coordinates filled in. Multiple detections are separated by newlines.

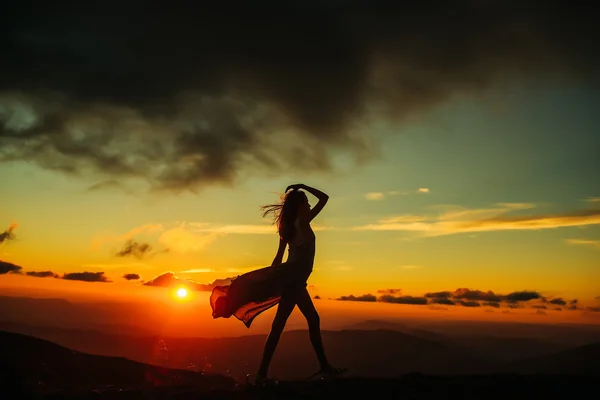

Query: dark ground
left=5, top=375, right=596, bottom=400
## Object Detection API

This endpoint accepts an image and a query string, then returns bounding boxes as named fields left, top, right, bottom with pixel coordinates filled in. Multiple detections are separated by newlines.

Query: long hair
left=260, top=190, right=306, bottom=242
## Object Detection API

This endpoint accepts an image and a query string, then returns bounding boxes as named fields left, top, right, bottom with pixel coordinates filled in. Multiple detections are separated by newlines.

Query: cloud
left=0, top=260, right=22, bottom=274
left=503, top=290, right=541, bottom=302
left=424, top=291, right=452, bottom=299
left=458, top=300, right=481, bottom=307
left=352, top=204, right=600, bottom=237
left=180, top=268, right=213, bottom=274
left=142, top=271, right=233, bottom=292
left=400, top=265, right=422, bottom=269
left=417, top=188, right=430, bottom=193
left=26, top=271, right=58, bottom=278
left=123, top=273, right=140, bottom=280
left=1, top=3, right=597, bottom=192
left=377, top=289, right=402, bottom=295
left=115, top=239, right=153, bottom=259
left=337, top=294, right=377, bottom=302
left=87, top=179, right=132, bottom=194
left=430, top=298, right=456, bottom=306
left=61, top=271, right=111, bottom=282
left=365, top=192, right=385, bottom=201
left=158, top=224, right=220, bottom=253
left=0, top=224, right=17, bottom=245
left=452, top=288, right=502, bottom=302
left=339, top=287, right=575, bottom=309
left=584, top=197, right=600, bottom=203
left=549, top=297, right=567, bottom=306
left=379, top=295, right=428, bottom=305
left=565, top=239, right=600, bottom=249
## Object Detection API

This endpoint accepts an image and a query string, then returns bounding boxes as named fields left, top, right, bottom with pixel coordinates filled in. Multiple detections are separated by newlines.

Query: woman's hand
left=285, top=183, right=304, bottom=192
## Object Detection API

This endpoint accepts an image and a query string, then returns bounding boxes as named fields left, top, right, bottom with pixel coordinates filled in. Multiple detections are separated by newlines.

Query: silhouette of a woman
left=210, top=184, right=345, bottom=384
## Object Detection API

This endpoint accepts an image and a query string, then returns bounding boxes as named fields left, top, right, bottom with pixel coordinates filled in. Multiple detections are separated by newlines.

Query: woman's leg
left=295, top=288, right=331, bottom=370
left=256, top=293, right=296, bottom=378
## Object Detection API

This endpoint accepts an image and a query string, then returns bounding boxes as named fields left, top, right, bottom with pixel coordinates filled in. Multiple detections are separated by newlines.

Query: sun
left=176, top=287, right=188, bottom=298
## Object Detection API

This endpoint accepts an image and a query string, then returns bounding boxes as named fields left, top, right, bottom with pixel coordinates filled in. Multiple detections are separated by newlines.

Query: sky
left=1, top=2, right=599, bottom=325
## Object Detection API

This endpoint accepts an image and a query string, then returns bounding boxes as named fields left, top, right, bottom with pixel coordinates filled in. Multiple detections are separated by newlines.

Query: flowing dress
left=210, top=221, right=315, bottom=328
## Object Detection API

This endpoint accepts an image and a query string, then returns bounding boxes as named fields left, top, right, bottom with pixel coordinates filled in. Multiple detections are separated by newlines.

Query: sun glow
left=176, top=287, right=188, bottom=298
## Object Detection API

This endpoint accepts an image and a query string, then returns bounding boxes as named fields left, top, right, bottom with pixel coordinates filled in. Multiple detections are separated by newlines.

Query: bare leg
left=296, top=288, right=331, bottom=370
left=256, top=294, right=296, bottom=378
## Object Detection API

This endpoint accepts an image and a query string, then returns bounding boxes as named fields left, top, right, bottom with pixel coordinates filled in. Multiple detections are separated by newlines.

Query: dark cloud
left=26, top=271, right=58, bottom=278
left=123, top=273, right=140, bottom=280
left=337, top=294, right=377, bottom=302
left=532, top=305, right=547, bottom=309
left=379, top=295, right=428, bottom=305
left=0, top=224, right=17, bottom=245
left=1, top=2, right=597, bottom=192
left=549, top=298, right=567, bottom=306
left=453, top=288, right=502, bottom=302
left=430, top=298, right=456, bottom=306
left=143, top=271, right=233, bottom=291
left=535, top=309, right=548, bottom=316
left=313, top=295, right=321, bottom=300
left=554, top=307, right=562, bottom=311
left=336, top=286, right=576, bottom=309
left=424, top=291, right=452, bottom=299
left=116, top=240, right=153, bottom=259
left=377, top=288, right=402, bottom=295
left=0, top=260, right=22, bottom=274
left=458, top=300, right=481, bottom=307
left=62, top=271, right=110, bottom=282
left=503, top=290, right=541, bottom=302
left=585, top=306, right=600, bottom=313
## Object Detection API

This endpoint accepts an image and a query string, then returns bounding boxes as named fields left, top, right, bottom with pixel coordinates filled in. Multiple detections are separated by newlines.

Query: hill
left=0, top=330, right=236, bottom=395
left=501, top=341, right=600, bottom=375
left=0, top=322, right=490, bottom=379
left=1, top=330, right=597, bottom=399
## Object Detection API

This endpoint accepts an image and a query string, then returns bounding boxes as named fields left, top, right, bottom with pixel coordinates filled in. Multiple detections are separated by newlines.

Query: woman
left=210, top=183, right=345, bottom=384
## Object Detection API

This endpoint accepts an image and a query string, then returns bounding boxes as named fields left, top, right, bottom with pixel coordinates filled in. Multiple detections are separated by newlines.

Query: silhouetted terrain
left=348, top=319, right=571, bottom=363
left=1, top=319, right=598, bottom=382
left=0, top=331, right=236, bottom=397
left=0, top=331, right=596, bottom=400
left=501, top=341, right=600, bottom=375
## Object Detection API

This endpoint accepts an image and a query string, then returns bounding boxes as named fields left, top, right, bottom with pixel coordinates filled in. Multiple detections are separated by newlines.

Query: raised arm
left=287, top=183, right=329, bottom=222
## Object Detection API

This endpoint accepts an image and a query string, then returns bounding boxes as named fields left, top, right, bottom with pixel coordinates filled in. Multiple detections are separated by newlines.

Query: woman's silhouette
left=210, top=183, right=345, bottom=384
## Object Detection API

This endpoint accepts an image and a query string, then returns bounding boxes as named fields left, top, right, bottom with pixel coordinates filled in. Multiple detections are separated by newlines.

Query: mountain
left=501, top=341, right=600, bottom=375
left=346, top=319, right=573, bottom=363
left=0, top=321, right=490, bottom=380
left=0, top=330, right=596, bottom=400
left=0, top=330, right=236, bottom=394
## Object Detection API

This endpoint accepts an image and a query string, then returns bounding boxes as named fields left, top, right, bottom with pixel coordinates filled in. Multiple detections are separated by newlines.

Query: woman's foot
left=308, top=366, right=348, bottom=380
left=247, top=373, right=278, bottom=387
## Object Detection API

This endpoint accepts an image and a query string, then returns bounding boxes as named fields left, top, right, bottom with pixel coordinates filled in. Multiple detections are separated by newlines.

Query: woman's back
left=287, top=219, right=316, bottom=268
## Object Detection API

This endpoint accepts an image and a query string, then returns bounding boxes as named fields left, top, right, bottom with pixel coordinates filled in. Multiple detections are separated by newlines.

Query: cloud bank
left=1, top=2, right=597, bottom=192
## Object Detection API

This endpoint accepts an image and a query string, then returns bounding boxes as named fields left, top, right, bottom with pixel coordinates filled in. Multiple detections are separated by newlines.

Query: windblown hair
left=261, top=190, right=306, bottom=242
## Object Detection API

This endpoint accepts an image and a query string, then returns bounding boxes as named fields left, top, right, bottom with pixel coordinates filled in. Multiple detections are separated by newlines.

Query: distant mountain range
left=1, top=320, right=598, bottom=380
left=1, top=331, right=597, bottom=400
left=0, top=330, right=236, bottom=395
left=1, top=297, right=599, bottom=381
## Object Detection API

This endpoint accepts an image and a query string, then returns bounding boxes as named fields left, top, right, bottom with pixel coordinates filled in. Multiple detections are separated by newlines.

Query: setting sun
left=176, top=287, right=188, bottom=298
